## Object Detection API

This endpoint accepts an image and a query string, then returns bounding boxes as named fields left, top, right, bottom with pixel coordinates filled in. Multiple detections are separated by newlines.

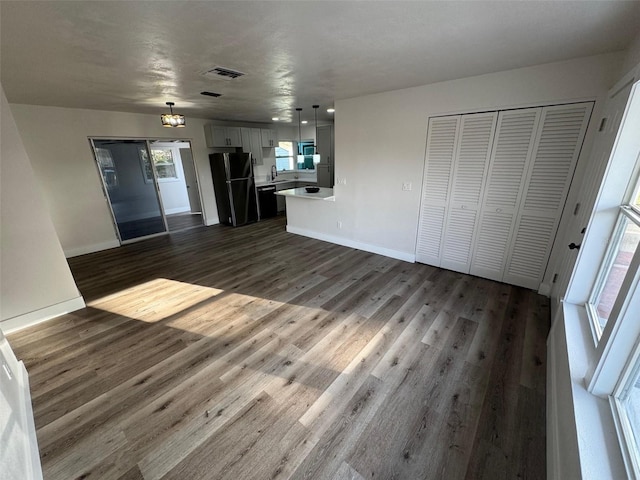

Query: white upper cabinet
left=205, top=125, right=242, bottom=147
left=261, top=128, right=276, bottom=148
left=241, top=127, right=264, bottom=165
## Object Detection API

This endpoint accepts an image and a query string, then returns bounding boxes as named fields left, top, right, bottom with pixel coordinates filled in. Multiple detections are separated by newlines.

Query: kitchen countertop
left=275, top=187, right=335, bottom=201
left=255, top=178, right=316, bottom=187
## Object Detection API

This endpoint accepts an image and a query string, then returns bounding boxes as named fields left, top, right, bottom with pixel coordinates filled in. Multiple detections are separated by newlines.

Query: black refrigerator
left=209, top=153, right=259, bottom=226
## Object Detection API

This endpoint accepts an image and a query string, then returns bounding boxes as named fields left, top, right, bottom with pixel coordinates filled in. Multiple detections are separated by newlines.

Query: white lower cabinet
left=417, top=102, right=593, bottom=290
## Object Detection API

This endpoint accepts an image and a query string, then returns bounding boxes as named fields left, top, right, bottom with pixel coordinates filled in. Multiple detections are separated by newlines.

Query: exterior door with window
left=92, top=139, right=167, bottom=242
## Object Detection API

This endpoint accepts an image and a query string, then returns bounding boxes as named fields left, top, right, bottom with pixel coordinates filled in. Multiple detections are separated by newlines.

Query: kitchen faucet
left=271, top=165, right=277, bottom=181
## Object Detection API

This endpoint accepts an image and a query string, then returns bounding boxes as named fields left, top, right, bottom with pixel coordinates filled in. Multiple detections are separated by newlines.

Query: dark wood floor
left=166, top=212, right=202, bottom=232
left=7, top=217, right=549, bottom=480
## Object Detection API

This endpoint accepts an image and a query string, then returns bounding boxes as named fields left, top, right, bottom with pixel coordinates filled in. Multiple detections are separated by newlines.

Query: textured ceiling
left=1, top=1, right=639, bottom=124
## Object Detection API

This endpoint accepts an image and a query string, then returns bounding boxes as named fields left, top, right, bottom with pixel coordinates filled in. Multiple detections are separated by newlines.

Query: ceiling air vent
left=203, top=66, right=245, bottom=80
left=201, top=91, right=222, bottom=97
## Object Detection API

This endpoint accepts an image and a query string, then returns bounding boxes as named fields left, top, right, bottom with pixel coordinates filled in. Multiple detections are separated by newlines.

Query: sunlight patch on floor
left=87, top=278, right=224, bottom=323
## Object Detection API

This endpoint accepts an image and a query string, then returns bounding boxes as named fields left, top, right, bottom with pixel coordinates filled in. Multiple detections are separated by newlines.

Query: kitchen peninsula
left=275, top=187, right=335, bottom=201
left=274, top=186, right=338, bottom=246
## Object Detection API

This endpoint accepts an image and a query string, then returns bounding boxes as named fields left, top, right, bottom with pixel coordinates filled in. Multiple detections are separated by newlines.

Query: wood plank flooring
left=7, top=217, right=549, bottom=480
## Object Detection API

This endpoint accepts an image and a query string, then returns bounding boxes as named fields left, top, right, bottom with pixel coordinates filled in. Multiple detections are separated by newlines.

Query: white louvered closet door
left=440, top=112, right=497, bottom=273
left=470, top=108, right=541, bottom=281
left=503, top=103, right=593, bottom=289
left=416, top=116, right=460, bottom=266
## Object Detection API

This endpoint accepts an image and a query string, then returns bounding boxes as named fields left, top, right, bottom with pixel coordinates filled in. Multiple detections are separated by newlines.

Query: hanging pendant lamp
left=296, top=108, right=304, bottom=167
left=312, top=105, right=321, bottom=164
left=161, top=102, right=186, bottom=128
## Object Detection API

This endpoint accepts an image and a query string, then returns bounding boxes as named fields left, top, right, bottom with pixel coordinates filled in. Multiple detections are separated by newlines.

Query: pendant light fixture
left=160, top=102, right=186, bottom=128
left=296, top=107, right=304, bottom=167
left=312, top=105, right=321, bottom=164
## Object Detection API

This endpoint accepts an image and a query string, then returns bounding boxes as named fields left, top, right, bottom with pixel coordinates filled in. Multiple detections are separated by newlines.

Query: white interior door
left=418, top=102, right=593, bottom=291
left=0, top=328, right=43, bottom=480
left=179, top=147, right=202, bottom=214
left=416, top=115, right=460, bottom=266
left=470, top=108, right=541, bottom=281
left=549, top=80, right=636, bottom=306
left=440, top=112, right=497, bottom=273
left=503, top=103, right=593, bottom=289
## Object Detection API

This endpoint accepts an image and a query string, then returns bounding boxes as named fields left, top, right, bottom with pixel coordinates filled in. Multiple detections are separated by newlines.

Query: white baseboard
left=164, top=207, right=191, bottom=215
left=0, top=296, right=86, bottom=334
left=205, top=217, right=220, bottom=226
left=539, top=282, right=551, bottom=297
left=286, top=226, right=416, bottom=263
left=65, top=239, right=120, bottom=258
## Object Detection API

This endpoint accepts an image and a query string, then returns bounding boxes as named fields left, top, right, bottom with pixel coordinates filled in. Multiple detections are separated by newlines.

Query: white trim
left=553, top=302, right=627, bottom=479
left=610, top=396, right=636, bottom=479
left=286, top=225, right=416, bottom=263
left=64, top=239, right=120, bottom=258
left=430, top=96, right=598, bottom=119
left=0, top=296, right=86, bottom=333
left=163, top=207, right=191, bottom=215
left=587, top=208, right=640, bottom=397
left=538, top=282, right=551, bottom=297
left=205, top=216, right=220, bottom=226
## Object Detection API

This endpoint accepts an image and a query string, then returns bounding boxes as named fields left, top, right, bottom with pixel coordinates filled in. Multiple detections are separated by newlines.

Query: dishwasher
left=257, top=185, right=277, bottom=219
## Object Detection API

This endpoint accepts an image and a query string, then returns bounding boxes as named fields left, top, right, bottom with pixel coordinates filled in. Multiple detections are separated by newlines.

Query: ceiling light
left=160, top=102, right=185, bottom=128
left=301, top=120, right=308, bottom=124
left=272, top=117, right=280, bottom=121
left=327, top=108, right=335, bottom=113
left=312, top=105, right=320, bottom=164
left=296, top=108, right=304, bottom=166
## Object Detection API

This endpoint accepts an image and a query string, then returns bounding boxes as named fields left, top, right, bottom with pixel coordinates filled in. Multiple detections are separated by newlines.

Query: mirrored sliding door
left=92, top=139, right=167, bottom=242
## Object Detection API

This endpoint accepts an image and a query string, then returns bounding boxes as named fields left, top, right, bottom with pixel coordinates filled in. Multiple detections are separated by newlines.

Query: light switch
left=402, top=182, right=412, bottom=191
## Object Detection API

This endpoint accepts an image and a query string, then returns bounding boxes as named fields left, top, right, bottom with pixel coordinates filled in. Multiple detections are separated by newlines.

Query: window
left=151, top=148, right=178, bottom=179
left=298, top=141, right=320, bottom=170
left=587, top=205, right=640, bottom=338
left=614, top=345, right=640, bottom=477
left=275, top=140, right=320, bottom=171
left=275, top=141, right=295, bottom=171
left=95, top=147, right=118, bottom=187
left=577, top=75, right=640, bottom=477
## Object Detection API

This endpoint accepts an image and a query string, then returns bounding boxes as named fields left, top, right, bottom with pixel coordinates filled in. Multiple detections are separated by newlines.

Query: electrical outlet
left=402, top=182, right=412, bottom=191
left=336, top=177, right=347, bottom=185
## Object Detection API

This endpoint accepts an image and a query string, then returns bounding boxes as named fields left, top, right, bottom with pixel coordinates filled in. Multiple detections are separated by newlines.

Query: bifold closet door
left=439, top=112, right=497, bottom=273
left=416, top=116, right=460, bottom=266
left=416, top=113, right=497, bottom=271
left=418, top=102, right=592, bottom=290
left=469, top=108, right=541, bottom=281
left=503, top=102, right=593, bottom=289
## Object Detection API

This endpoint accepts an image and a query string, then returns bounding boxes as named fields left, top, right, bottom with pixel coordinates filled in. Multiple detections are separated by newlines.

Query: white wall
left=152, top=142, right=191, bottom=215
left=0, top=86, right=84, bottom=331
left=621, top=30, right=640, bottom=77
left=9, top=105, right=219, bottom=257
left=295, top=53, right=625, bottom=263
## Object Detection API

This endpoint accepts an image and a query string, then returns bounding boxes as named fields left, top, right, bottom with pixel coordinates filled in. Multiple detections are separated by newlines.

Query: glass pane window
left=615, top=354, right=640, bottom=476
left=151, top=148, right=177, bottom=179
left=633, top=175, right=640, bottom=208
left=276, top=141, right=295, bottom=171
left=590, top=213, right=640, bottom=336
left=95, top=147, right=118, bottom=187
